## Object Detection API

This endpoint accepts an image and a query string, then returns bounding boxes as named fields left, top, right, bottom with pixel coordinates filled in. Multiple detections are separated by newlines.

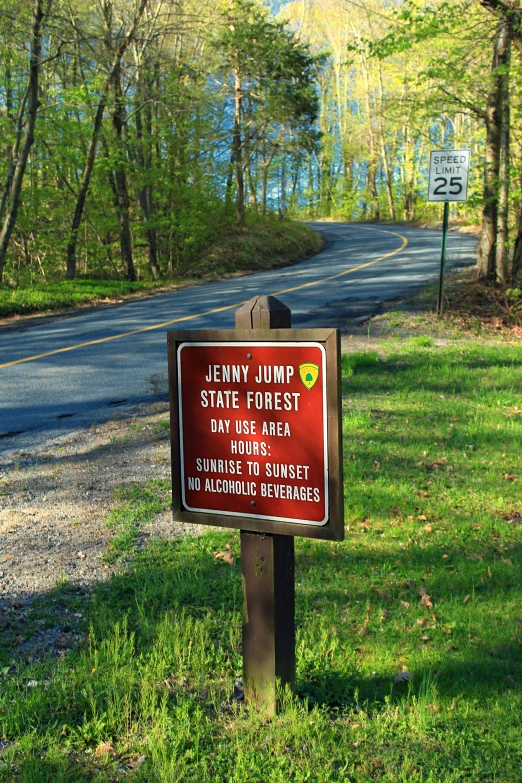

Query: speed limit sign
left=427, top=149, right=470, bottom=202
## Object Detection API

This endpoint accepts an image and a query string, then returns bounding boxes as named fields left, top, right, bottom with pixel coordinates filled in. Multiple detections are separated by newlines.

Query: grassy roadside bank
left=0, top=216, right=323, bottom=319
left=1, top=327, right=521, bottom=781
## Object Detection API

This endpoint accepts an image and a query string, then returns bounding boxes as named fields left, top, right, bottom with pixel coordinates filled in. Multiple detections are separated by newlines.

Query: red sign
left=177, top=342, right=327, bottom=525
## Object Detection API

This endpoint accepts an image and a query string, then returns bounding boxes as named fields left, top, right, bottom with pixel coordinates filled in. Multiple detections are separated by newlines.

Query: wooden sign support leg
left=235, top=296, right=295, bottom=715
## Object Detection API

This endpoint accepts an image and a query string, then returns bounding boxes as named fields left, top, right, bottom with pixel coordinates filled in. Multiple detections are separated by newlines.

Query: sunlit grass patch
left=0, top=279, right=161, bottom=316
left=1, top=341, right=521, bottom=781
left=104, top=480, right=171, bottom=562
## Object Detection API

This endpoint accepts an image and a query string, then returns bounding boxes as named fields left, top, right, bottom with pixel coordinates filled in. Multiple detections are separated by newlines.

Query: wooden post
left=235, top=296, right=295, bottom=714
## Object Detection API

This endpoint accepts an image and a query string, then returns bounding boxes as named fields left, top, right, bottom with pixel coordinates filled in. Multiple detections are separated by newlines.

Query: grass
left=104, top=480, right=171, bottom=563
left=0, top=216, right=323, bottom=318
left=1, top=341, right=521, bottom=781
left=0, top=279, right=165, bottom=318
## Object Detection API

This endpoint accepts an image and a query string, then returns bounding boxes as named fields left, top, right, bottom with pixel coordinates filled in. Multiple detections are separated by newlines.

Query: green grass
left=0, top=216, right=323, bottom=317
left=0, top=279, right=167, bottom=317
left=104, top=480, right=171, bottom=563
left=1, top=341, right=521, bottom=781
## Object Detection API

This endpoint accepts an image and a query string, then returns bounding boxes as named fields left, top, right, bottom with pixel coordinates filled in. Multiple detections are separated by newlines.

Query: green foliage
left=0, top=0, right=323, bottom=286
left=0, top=216, right=323, bottom=316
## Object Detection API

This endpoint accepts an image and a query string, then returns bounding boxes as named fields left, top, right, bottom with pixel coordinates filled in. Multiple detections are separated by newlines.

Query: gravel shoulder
left=0, top=400, right=202, bottom=660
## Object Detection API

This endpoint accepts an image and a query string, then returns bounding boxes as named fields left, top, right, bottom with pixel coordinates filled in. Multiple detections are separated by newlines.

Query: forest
left=0, top=0, right=521, bottom=288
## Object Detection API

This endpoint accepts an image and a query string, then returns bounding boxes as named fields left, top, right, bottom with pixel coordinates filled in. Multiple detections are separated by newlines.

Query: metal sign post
left=437, top=201, right=450, bottom=316
left=427, top=149, right=470, bottom=316
left=167, top=295, right=343, bottom=715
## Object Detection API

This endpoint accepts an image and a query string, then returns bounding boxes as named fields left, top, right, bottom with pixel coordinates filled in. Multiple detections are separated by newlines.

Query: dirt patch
left=0, top=400, right=202, bottom=659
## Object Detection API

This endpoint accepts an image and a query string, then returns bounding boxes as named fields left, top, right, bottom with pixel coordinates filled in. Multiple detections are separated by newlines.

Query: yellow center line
left=0, top=226, right=408, bottom=370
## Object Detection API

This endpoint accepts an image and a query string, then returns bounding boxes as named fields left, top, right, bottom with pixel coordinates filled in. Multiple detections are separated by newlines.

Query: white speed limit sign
left=427, top=149, right=470, bottom=202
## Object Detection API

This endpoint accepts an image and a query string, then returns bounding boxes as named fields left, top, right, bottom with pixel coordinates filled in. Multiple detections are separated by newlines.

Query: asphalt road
left=0, top=222, right=477, bottom=454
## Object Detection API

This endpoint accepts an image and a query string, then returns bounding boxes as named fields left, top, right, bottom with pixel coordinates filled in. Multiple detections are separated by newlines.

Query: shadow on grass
left=3, top=533, right=520, bottom=714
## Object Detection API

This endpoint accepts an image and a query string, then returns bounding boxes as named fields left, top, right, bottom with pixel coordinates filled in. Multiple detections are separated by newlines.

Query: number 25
left=433, top=176, right=463, bottom=196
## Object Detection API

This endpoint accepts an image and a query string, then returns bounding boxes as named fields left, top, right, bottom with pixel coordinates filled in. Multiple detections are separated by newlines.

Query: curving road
left=0, top=222, right=477, bottom=454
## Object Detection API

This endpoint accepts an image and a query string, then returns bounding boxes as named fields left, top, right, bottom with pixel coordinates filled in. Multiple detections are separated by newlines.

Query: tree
left=0, top=0, right=49, bottom=282
left=65, top=0, right=149, bottom=280
left=211, top=0, right=319, bottom=224
left=481, top=0, right=522, bottom=281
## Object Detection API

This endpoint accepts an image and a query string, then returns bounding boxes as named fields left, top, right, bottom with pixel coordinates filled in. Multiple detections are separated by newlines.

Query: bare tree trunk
left=496, top=27, right=511, bottom=282
left=135, top=66, right=161, bottom=280
left=511, top=164, right=522, bottom=283
left=0, top=0, right=45, bottom=281
left=380, top=136, right=396, bottom=221
left=225, top=146, right=235, bottom=212
left=111, top=62, right=135, bottom=281
left=280, top=129, right=286, bottom=216
left=233, top=66, right=245, bottom=225
left=477, top=22, right=506, bottom=281
left=377, top=63, right=396, bottom=222
left=0, top=86, right=29, bottom=226
left=308, top=155, right=314, bottom=215
left=260, top=144, right=276, bottom=213
left=66, top=0, right=148, bottom=279
left=342, top=144, right=353, bottom=205
left=362, top=63, right=380, bottom=220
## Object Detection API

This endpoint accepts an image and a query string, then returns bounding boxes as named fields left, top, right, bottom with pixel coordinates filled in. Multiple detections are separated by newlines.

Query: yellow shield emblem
left=299, top=363, right=320, bottom=390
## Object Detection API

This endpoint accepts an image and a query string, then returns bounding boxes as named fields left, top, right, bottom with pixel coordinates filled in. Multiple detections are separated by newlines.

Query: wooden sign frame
left=167, top=327, right=344, bottom=541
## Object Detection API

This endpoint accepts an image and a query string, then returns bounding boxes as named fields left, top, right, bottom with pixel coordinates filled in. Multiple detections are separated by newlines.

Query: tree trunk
left=65, top=0, right=148, bottom=280
left=380, top=135, right=396, bottom=221
left=511, top=149, right=522, bottom=283
left=111, top=63, right=135, bottom=281
left=0, top=0, right=45, bottom=281
left=308, top=155, right=314, bottom=216
left=260, top=143, right=276, bottom=213
left=280, top=132, right=286, bottom=216
left=342, top=144, right=353, bottom=206
left=512, top=229, right=522, bottom=284
left=362, top=62, right=380, bottom=220
left=477, top=21, right=507, bottom=281
left=135, top=66, right=161, bottom=280
left=377, top=63, right=396, bottom=222
left=233, top=66, right=245, bottom=226
left=496, top=27, right=510, bottom=282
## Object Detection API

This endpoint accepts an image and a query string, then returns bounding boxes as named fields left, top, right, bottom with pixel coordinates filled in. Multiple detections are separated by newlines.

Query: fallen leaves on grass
left=416, top=458, right=454, bottom=472
left=501, top=511, right=522, bottom=525
left=419, top=588, right=433, bottom=609
left=94, top=742, right=116, bottom=761
left=463, top=594, right=471, bottom=603
left=214, top=545, right=235, bottom=566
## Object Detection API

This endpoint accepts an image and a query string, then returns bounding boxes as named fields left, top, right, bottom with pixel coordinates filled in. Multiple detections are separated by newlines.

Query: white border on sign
left=427, top=149, right=470, bottom=203
left=177, top=341, right=329, bottom=526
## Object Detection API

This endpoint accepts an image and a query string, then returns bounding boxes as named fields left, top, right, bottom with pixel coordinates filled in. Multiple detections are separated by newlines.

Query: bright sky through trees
left=0, top=0, right=521, bottom=285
